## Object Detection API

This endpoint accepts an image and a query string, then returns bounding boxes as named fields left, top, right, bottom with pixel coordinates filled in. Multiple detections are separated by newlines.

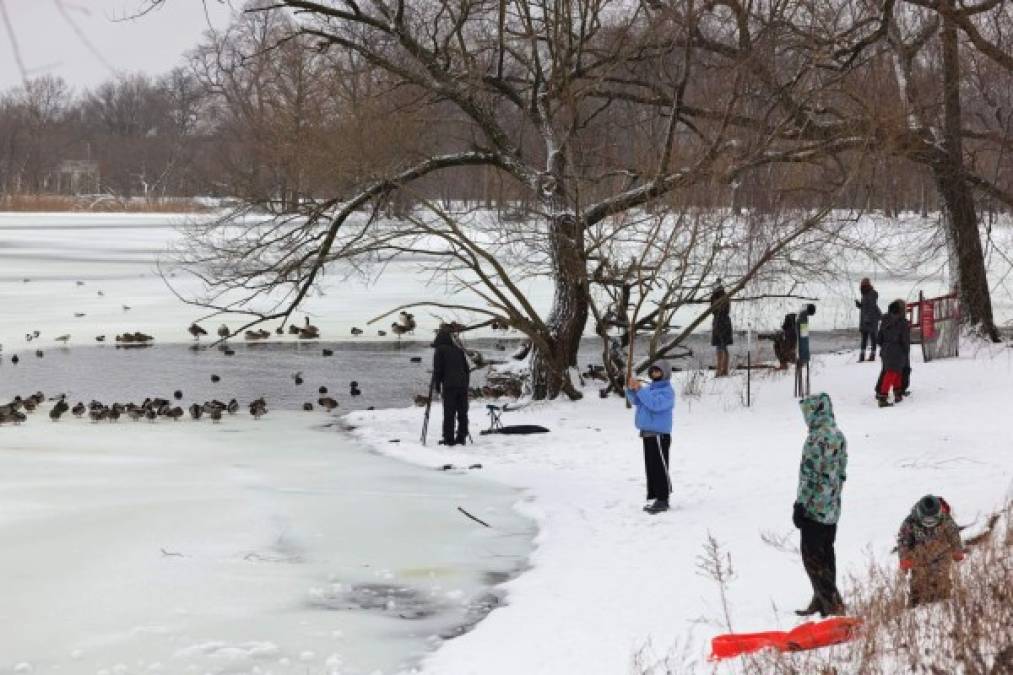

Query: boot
left=858, top=352, right=866, bottom=362
left=820, top=600, right=847, bottom=617
left=643, top=499, right=669, bottom=514
left=894, top=393, right=904, bottom=404
left=794, top=597, right=821, bottom=617
left=877, top=396, right=893, bottom=408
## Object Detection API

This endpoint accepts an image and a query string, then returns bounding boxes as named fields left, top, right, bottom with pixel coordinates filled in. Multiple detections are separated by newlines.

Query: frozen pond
left=0, top=412, right=534, bottom=674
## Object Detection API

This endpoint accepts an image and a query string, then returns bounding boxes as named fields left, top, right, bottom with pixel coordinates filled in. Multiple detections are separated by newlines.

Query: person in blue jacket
left=626, top=359, right=675, bottom=514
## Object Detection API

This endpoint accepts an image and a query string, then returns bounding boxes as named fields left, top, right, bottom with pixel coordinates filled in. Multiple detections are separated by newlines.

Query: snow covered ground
left=1, top=210, right=1011, bottom=674
left=346, top=342, right=1012, bottom=674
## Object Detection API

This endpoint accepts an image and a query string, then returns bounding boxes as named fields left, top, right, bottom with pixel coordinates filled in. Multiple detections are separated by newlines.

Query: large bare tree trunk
left=936, top=1, right=1000, bottom=341
left=531, top=209, right=589, bottom=400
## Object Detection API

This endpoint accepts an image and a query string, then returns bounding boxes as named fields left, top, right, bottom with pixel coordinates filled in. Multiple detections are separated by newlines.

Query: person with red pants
left=876, top=300, right=909, bottom=407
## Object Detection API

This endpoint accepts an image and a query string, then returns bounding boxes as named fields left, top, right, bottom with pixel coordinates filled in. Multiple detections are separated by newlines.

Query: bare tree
left=161, top=0, right=894, bottom=399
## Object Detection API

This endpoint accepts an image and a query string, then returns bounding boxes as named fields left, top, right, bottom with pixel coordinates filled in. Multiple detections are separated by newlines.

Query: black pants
left=441, top=387, right=469, bottom=444
left=641, top=434, right=672, bottom=501
left=860, top=330, right=877, bottom=355
left=799, top=518, right=842, bottom=611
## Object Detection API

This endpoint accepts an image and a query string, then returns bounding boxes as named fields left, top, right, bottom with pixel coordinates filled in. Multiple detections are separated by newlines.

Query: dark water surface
left=0, top=330, right=860, bottom=410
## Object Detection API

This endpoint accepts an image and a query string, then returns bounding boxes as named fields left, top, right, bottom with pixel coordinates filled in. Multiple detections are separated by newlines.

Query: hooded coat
left=625, top=359, right=675, bottom=435
left=432, top=331, right=470, bottom=391
left=878, top=306, right=910, bottom=372
left=897, top=500, right=963, bottom=604
left=856, top=286, right=882, bottom=333
left=795, top=393, right=848, bottom=525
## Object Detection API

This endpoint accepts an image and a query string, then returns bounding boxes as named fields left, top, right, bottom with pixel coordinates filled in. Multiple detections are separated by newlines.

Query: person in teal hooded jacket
left=792, top=392, right=847, bottom=617
left=626, top=359, right=675, bottom=514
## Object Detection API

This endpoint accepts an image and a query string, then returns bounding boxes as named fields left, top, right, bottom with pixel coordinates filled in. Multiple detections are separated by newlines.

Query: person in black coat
left=711, top=285, right=733, bottom=377
left=875, top=300, right=909, bottom=407
left=432, top=328, right=470, bottom=445
left=855, top=278, right=882, bottom=362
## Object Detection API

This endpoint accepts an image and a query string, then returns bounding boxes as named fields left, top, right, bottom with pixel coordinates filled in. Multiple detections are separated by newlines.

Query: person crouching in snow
left=793, top=392, right=847, bottom=617
left=898, top=495, right=965, bottom=607
left=626, top=360, right=675, bottom=514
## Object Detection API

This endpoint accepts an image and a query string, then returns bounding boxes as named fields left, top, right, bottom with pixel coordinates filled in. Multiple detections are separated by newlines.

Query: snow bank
left=345, top=340, right=1012, bottom=674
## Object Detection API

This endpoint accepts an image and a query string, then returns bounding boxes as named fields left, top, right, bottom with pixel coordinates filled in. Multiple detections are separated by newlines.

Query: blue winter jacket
left=626, top=361, right=675, bottom=435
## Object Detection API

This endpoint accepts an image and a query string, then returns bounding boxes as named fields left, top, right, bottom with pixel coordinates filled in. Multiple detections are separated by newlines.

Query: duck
left=223, top=348, right=236, bottom=356
left=122, top=305, right=131, bottom=312
left=209, top=406, right=223, bottom=423
left=211, top=374, right=221, bottom=383
left=55, top=335, right=70, bottom=343
left=10, top=355, right=18, bottom=364
left=377, top=330, right=387, bottom=337
left=397, top=311, right=417, bottom=334
left=350, top=327, right=363, bottom=336
left=217, top=324, right=230, bottom=340
left=95, top=335, right=106, bottom=342
left=302, top=402, right=314, bottom=411
left=72, top=402, right=86, bottom=417
left=322, top=348, right=334, bottom=357
left=349, top=381, right=362, bottom=397
left=299, top=317, right=320, bottom=339
left=318, top=397, right=339, bottom=411
left=318, top=386, right=328, bottom=395
left=293, top=372, right=304, bottom=386
left=189, top=403, right=203, bottom=420
left=167, top=406, right=184, bottom=421
left=173, top=390, right=183, bottom=400
left=188, top=323, right=208, bottom=343
left=35, top=350, right=43, bottom=358
left=227, top=399, right=239, bottom=414
left=288, top=324, right=301, bottom=335
left=74, top=312, right=86, bottom=318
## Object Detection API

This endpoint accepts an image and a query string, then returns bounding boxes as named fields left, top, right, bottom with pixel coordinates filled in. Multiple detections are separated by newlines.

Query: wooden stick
left=457, top=506, right=491, bottom=528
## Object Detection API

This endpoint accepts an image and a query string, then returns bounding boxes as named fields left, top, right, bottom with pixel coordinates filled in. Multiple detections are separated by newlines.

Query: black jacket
left=711, top=291, right=733, bottom=347
left=878, top=312, right=910, bottom=371
left=856, top=288, right=882, bottom=333
left=433, top=332, right=470, bottom=391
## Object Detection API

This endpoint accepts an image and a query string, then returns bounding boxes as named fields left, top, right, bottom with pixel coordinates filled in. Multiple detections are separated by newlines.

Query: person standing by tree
left=792, top=392, right=847, bottom=618
left=432, top=327, right=470, bottom=445
left=711, top=284, right=733, bottom=377
left=855, top=278, right=882, bottom=362
left=626, top=360, right=675, bottom=514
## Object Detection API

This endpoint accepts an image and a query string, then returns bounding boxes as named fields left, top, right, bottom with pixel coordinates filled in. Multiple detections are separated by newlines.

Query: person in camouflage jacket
left=897, top=495, right=965, bottom=607
left=792, top=392, right=848, bottom=617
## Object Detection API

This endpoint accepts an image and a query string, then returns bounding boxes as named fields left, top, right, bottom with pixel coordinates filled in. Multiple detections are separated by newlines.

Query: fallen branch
left=457, top=506, right=491, bottom=528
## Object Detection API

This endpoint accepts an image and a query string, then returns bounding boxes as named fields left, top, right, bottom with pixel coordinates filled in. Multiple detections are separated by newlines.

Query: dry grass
left=635, top=502, right=1011, bottom=674
left=0, top=194, right=212, bottom=213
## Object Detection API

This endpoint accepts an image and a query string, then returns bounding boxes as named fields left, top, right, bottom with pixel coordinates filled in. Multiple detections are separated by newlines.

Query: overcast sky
left=0, top=0, right=237, bottom=93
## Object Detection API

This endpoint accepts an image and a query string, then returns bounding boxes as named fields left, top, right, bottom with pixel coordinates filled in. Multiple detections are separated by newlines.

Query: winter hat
left=916, top=495, right=942, bottom=527
left=860, top=277, right=872, bottom=290
left=648, top=359, right=673, bottom=380
left=890, top=299, right=905, bottom=315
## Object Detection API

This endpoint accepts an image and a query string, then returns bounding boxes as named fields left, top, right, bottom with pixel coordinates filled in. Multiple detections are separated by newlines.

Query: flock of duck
left=0, top=377, right=370, bottom=425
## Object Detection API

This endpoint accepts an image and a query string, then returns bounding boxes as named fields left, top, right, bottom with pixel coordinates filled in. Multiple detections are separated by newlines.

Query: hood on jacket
left=800, top=392, right=836, bottom=429
left=432, top=330, right=454, bottom=348
left=648, top=359, right=673, bottom=381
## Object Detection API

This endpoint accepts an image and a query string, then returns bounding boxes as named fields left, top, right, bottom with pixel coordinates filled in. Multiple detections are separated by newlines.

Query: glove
left=792, top=502, right=806, bottom=529
left=899, top=558, right=913, bottom=572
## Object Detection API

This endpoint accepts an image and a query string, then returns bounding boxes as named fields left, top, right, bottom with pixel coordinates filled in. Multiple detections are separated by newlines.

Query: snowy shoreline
left=344, top=343, right=1012, bottom=674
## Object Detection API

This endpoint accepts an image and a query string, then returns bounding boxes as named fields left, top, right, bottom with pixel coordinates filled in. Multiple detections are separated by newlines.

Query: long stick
left=421, top=375, right=436, bottom=445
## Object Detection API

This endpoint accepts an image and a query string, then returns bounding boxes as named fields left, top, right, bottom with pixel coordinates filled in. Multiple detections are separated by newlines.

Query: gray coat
left=856, top=288, right=882, bottom=333
left=878, top=313, right=910, bottom=371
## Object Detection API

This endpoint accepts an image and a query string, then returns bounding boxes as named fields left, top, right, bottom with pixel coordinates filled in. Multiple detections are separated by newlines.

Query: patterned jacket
left=795, top=393, right=848, bottom=525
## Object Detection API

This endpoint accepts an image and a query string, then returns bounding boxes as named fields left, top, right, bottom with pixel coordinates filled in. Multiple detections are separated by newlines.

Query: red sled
left=710, top=617, right=862, bottom=660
